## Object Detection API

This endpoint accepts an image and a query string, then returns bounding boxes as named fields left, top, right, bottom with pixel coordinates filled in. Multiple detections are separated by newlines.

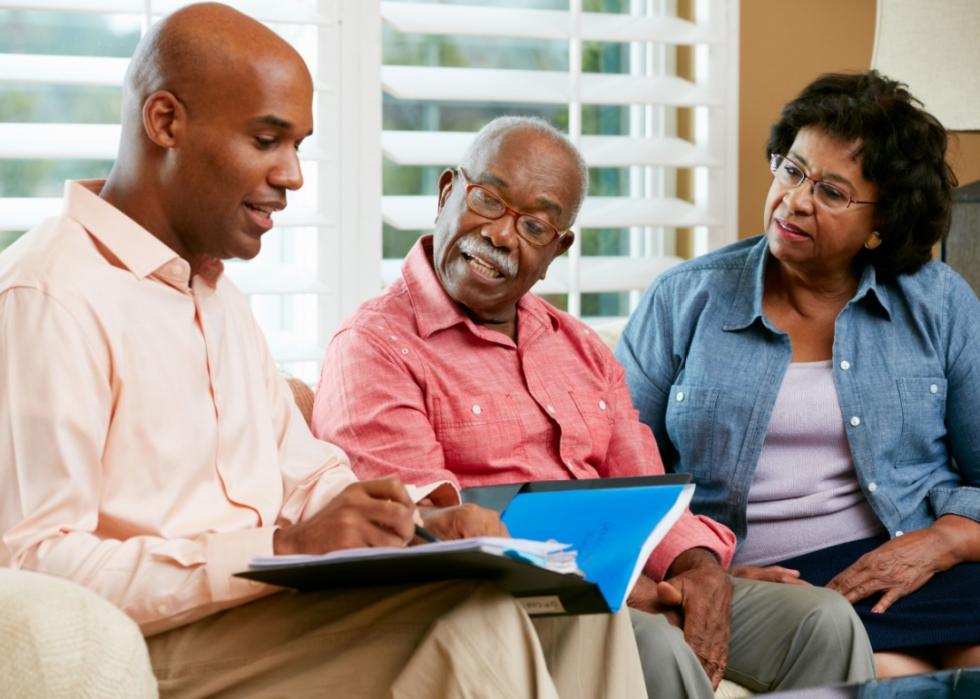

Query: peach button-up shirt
left=0, top=181, right=443, bottom=636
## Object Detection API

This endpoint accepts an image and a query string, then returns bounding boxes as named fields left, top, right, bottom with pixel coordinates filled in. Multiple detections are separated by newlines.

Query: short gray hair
left=460, top=116, right=589, bottom=223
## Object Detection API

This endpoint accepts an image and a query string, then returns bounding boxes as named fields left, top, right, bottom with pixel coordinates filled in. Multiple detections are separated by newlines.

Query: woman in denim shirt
left=618, top=71, right=980, bottom=678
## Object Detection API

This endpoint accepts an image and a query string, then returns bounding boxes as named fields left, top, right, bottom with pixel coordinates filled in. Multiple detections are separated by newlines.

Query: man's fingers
left=421, top=503, right=506, bottom=540
left=368, top=499, right=416, bottom=542
left=355, top=478, right=415, bottom=507
left=700, top=658, right=725, bottom=690
left=656, top=580, right=683, bottom=607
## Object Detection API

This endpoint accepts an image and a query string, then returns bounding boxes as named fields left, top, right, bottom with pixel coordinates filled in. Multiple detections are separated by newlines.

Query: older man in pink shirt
left=0, top=5, right=648, bottom=698
left=313, top=116, right=876, bottom=698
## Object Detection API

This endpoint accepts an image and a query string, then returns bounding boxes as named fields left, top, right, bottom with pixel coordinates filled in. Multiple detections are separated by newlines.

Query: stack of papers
left=249, top=537, right=581, bottom=576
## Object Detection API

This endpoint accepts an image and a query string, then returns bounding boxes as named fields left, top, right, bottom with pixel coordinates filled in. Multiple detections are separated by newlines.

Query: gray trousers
left=630, top=577, right=875, bottom=698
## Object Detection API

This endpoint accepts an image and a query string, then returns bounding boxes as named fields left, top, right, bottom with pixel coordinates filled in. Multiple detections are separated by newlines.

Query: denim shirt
left=616, top=236, right=980, bottom=545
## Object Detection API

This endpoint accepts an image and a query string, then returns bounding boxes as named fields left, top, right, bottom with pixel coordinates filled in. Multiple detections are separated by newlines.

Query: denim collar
left=723, top=236, right=892, bottom=332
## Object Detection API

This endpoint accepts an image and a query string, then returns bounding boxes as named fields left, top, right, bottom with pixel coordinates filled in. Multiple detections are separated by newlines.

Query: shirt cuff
left=205, top=526, right=277, bottom=602
left=929, top=485, right=980, bottom=524
left=643, top=511, right=736, bottom=580
left=407, top=480, right=460, bottom=506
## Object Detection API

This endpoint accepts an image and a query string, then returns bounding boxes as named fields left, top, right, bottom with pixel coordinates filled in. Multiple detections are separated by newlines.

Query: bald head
left=122, top=3, right=310, bottom=132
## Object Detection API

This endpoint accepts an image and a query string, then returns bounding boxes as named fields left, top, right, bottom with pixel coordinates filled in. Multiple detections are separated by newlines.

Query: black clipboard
left=460, top=473, right=691, bottom=514
left=236, top=474, right=691, bottom=616
left=236, top=548, right=609, bottom=615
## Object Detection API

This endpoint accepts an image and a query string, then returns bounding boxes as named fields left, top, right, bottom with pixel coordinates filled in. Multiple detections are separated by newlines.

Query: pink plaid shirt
left=313, top=236, right=735, bottom=578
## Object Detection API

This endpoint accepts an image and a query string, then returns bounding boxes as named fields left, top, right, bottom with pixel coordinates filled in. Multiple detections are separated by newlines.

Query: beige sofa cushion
left=0, top=569, right=157, bottom=698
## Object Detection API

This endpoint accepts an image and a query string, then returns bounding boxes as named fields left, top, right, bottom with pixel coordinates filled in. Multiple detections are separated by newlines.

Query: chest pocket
left=431, top=392, right=525, bottom=471
left=665, top=383, right=720, bottom=476
left=895, top=377, right=948, bottom=467
left=569, top=390, right=614, bottom=465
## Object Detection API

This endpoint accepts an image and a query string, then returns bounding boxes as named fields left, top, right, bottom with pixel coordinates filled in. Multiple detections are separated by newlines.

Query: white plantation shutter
left=379, top=0, right=738, bottom=320
left=0, top=0, right=378, bottom=383
left=1, top=0, right=738, bottom=379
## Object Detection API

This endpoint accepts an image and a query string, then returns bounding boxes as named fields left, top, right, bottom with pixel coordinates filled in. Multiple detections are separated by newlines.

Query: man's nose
left=269, top=150, right=303, bottom=191
left=482, top=211, right=520, bottom=249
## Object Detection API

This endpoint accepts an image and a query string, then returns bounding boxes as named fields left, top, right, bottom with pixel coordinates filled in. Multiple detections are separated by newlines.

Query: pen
left=414, top=524, right=442, bottom=543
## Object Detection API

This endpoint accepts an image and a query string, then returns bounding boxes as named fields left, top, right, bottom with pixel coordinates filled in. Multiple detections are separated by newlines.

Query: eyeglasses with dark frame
left=769, top=154, right=878, bottom=211
left=455, top=168, right=568, bottom=247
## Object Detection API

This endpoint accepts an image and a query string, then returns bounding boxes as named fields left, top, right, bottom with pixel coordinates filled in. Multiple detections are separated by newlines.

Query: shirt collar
left=723, top=235, right=891, bottom=332
left=63, top=180, right=224, bottom=288
left=402, top=235, right=561, bottom=340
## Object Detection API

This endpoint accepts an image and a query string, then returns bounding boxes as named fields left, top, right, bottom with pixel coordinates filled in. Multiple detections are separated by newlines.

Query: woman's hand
left=730, top=564, right=809, bottom=585
left=825, top=516, right=976, bottom=613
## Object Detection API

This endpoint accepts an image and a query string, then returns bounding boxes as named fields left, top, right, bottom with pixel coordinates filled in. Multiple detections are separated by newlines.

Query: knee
left=792, top=586, right=863, bottom=646
left=630, top=609, right=695, bottom=663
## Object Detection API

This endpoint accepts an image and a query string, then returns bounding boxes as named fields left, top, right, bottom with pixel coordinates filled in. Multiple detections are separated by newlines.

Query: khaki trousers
left=148, top=581, right=647, bottom=699
left=630, top=577, right=876, bottom=698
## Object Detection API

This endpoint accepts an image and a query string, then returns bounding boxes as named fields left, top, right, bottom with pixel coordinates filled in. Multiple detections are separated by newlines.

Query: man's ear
left=142, top=90, right=185, bottom=149
left=556, top=230, right=575, bottom=256
left=436, top=168, right=456, bottom=213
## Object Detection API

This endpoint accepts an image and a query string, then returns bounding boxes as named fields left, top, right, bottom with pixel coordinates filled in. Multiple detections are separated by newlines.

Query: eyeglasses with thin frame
left=455, top=168, right=567, bottom=247
left=769, top=154, right=877, bottom=211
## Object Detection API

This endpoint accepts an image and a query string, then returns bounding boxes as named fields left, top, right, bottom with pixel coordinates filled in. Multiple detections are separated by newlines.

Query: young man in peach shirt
left=0, top=5, right=646, bottom=697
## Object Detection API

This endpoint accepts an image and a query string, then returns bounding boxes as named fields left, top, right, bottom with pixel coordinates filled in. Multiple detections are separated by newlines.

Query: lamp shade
left=872, top=0, right=980, bottom=131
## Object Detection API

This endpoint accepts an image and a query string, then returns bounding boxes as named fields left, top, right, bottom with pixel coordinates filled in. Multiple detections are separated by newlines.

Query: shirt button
left=930, top=384, right=939, bottom=394
left=895, top=530, right=904, bottom=537
left=401, top=348, right=409, bottom=355
left=849, top=416, right=861, bottom=427
left=867, top=482, right=877, bottom=493
left=546, top=405, right=556, bottom=414
left=471, top=404, right=481, bottom=415
left=598, top=400, right=607, bottom=411
left=839, top=360, right=851, bottom=371
left=676, top=391, right=685, bottom=402
left=389, top=335, right=397, bottom=341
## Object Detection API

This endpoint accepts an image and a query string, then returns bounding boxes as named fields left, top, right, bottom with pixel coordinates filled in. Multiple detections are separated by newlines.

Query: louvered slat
left=224, top=262, right=329, bottom=295
left=0, top=0, right=333, bottom=25
left=380, top=2, right=722, bottom=44
left=382, top=66, right=720, bottom=107
left=381, top=195, right=718, bottom=231
left=383, top=130, right=718, bottom=168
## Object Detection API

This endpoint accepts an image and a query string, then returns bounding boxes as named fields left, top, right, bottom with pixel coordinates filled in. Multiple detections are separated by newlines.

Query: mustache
left=458, top=236, right=518, bottom=277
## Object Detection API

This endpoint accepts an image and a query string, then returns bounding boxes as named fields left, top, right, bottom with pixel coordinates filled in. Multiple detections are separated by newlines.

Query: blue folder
left=461, top=474, right=693, bottom=612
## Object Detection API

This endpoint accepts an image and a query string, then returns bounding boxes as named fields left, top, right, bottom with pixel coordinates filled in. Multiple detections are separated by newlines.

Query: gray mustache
left=458, top=237, right=518, bottom=277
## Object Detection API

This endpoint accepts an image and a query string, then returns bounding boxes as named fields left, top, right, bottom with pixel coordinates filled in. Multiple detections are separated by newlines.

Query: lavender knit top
left=733, top=360, right=885, bottom=567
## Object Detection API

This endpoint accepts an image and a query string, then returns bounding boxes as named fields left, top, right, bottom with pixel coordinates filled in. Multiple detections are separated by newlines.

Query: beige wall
left=738, top=0, right=980, bottom=238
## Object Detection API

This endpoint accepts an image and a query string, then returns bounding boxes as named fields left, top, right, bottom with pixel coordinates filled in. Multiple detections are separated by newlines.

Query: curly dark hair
left=766, top=70, right=957, bottom=276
